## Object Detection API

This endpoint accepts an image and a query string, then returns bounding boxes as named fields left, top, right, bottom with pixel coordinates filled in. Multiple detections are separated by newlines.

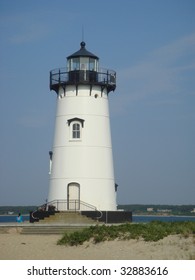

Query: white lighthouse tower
left=47, top=42, right=117, bottom=212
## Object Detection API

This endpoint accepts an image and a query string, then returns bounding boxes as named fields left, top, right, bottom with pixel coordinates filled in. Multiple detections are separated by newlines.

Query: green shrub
left=57, top=228, right=91, bottom=246
left=57, top=221, right=195, bottom=246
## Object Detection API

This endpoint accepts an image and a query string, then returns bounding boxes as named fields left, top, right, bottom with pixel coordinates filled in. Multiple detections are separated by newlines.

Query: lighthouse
left=47, top=42, right=117, bottom=212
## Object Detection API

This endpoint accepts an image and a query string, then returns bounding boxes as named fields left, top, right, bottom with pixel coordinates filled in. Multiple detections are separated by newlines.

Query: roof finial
left=80, top=41, right=86, bottom=48
left=80, top=25, right=86, bottom=48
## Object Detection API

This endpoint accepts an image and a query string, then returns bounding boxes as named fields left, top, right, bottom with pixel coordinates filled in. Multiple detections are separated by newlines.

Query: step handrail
left=32, top=199, right=103, bottom=222
left=39, top=199, right=98, bottom=212
left=31, top=199, right=105, bottom=223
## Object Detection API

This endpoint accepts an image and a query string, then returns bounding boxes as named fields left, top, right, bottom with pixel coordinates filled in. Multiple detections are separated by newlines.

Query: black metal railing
left=30, top=199, right=103, bottom=223
left=38, top=199, right=98, bottom=212
left=50, top=67, right=116, bottom=93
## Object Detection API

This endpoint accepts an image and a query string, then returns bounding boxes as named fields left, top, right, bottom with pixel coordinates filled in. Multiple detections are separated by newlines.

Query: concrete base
left=81, top=210, right=132, bottom=223
left=30, top=210, right=132, bottom=224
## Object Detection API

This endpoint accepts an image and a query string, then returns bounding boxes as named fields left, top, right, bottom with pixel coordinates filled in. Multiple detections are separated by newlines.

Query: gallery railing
left=50, top=67, right=116, bottom=93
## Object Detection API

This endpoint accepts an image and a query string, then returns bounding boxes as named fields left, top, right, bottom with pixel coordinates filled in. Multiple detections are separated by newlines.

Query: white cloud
left=9, top=22, right=50, bottom=44
left=152, top=33, right=195, bottom=62
left=0, top=12, right=50, bottom=44
left=118, top=32, right=195, bottom=101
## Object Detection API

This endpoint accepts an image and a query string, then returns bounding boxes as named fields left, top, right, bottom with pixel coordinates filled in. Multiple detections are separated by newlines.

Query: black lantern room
left=50, top=42, right=116, bottom=94
left=67, top=41, right=99, bottom=71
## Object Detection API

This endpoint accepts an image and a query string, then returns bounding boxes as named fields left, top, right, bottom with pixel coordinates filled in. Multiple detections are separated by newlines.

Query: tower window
left=67, top=117, right=85, bottom=141
left=72, top=123, right=81, bottom=139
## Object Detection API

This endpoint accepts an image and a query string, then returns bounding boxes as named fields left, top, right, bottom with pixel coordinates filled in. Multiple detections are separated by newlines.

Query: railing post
left=58, top=69, right=61, bottom=84
left=50, top=71, right=52, bottom=87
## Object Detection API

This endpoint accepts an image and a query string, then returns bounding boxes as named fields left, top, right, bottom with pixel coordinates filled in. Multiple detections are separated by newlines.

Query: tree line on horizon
left=118, top=204, right=195, bottom=215
left=0, top=204, right=195, bottom=215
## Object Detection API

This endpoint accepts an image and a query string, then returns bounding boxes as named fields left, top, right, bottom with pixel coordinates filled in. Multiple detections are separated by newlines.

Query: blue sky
left=0, top=0, right=195, bottom=206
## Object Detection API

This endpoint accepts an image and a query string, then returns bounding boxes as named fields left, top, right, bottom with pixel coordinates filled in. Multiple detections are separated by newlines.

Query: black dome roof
left=67, top=42, right=99, bottom=59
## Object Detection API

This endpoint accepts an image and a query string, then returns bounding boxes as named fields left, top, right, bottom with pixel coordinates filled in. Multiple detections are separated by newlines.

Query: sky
left=0, top=0, right=195, bottom=206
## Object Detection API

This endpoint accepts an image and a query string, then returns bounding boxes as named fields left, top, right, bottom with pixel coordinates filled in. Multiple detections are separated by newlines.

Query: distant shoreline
left=133, top=214, right=195, bottom=218
left=0, top=214, right=195, bottom=217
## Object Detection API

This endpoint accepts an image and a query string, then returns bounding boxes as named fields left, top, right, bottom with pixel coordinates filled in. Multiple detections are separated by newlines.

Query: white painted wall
left=48, top=85, right=117, bottom=211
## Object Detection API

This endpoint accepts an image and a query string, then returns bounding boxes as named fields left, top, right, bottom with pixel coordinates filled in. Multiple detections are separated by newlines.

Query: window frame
left=67, top=117, right=85, bottom=141
left=72, top=122, right=81, bottom=139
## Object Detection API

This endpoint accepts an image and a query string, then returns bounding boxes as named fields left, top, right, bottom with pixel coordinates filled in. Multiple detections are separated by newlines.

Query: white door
left=67, top=183, right=80, bottom=210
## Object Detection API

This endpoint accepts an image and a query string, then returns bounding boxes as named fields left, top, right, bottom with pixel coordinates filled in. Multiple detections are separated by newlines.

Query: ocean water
left=0, top=215, right=195, bottom=223
left=0, top=215, right=29, bottom=223
left=133, top=215, right=195, bottom=223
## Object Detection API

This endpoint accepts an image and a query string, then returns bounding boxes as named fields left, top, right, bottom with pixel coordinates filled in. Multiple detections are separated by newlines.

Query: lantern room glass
left=68, top=57, right=98, bottom=71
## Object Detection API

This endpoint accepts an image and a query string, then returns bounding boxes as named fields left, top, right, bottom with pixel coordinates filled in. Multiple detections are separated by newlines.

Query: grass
left=57, top=221, right=195, bottom=246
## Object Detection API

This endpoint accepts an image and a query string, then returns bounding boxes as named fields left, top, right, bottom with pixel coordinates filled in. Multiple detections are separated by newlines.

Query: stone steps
left=19, top=212, right=98, bottom=234
left=38, top=211, right=97, bottom=224
left=21, top=225, right=89, bottom=235
left=18, top=212, right=99, bottom=234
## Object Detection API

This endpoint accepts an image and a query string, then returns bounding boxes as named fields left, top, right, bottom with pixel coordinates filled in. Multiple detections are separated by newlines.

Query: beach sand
left=0, top=230, right=195, bottom=260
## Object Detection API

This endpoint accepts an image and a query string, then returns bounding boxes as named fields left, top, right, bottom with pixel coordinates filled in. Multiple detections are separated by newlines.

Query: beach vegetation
left=57, top=221, right=195, bottom=246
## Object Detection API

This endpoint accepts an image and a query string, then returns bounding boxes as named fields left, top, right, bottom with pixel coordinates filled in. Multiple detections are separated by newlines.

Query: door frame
left=67, top=182, right=80, bottom=210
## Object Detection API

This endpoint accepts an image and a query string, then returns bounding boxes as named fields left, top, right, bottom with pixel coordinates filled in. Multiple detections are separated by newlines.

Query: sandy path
left=0, top=232, right=194, bottom=260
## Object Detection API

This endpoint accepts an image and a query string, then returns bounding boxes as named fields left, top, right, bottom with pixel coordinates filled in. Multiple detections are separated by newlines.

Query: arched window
left=67, top=117, right=85, bottom=141
left=72, top=122, right=81, bottom=139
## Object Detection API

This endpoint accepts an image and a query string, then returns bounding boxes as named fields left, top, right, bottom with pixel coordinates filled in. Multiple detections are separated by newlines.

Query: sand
left=0, top=230, right=195, bottom=260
